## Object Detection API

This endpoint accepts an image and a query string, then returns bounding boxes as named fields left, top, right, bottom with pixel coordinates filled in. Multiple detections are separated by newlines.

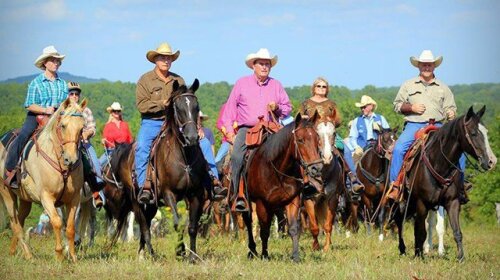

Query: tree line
left=0, top=81, right=498, bottom=223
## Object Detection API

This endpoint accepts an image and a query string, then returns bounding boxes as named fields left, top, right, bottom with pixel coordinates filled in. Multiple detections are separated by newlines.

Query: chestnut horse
left=112, top=80, right=209, bottom=262
left=241, top=113, right=324, bottom=262
left=0, top=99, right=86, bottom=262
left=391, top=106, right=496, bottom=261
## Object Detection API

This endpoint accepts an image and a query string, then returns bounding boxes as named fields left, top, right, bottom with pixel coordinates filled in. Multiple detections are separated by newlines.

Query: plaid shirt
left=24, top=73, right=68, bottom=108
left=82, top=107, right=96, bottom=137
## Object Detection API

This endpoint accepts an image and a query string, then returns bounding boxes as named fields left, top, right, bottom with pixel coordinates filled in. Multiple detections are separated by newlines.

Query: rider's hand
left=354, top=146, right=364, bottom=157
left=45, top=106, right=55, bottom=115
left=411, top=103, right=426, bottom=115
left=268, top=102, right=278, bottom=112
left=446, top=109, right=456, bottom=120
left=198, top=128, right=205, bottom=139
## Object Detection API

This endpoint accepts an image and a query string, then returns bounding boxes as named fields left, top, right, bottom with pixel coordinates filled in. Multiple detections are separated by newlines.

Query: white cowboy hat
left=106, top=102, right=123, bottom=113
left=355, top=95, right=377, bottom=110
left=245, top=48, right=278, bottom=69
left=34, top=45, right=65, bottom=70
left=199, top=111, right=209, bottom=120
left=146, top=42, right=180, bottom=63
left=410, top=50, right=443, bottom=68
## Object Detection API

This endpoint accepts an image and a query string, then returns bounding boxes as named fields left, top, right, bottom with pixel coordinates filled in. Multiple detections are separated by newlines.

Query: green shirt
left=393, top=76, right=456, bottom=123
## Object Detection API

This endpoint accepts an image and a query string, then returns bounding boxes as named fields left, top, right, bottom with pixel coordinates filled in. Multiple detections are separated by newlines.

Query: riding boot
left=209, top=172, right=227, bottom=201
left=3, top=169, right=19, bottom=189
left=234, top=176, right=249, bottom=212
left=348, top=172, right=365, bottom=194
left=138, top=180, right=154, bottom=205
left=302, top=183, right=318, bottom=200
left=458, top=180, right=472, bottom=205
left=92, top=191, right=103, bottom=209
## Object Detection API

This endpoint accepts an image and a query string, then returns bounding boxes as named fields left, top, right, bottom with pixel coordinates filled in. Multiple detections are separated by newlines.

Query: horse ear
left=465, top=106, right=474, bottom=121
left=294, top=113, right=302, bottom=127
left=310, top=110, right=319, bottom=124
left=173, top=80, right=180, bottom=92
left=190, top=79, right=200, bottom=92
left=476, top=105, right=486, bottom=119
left=80, top=98, right=87, bottom=109
left=62, top=98, right=71, bottom=109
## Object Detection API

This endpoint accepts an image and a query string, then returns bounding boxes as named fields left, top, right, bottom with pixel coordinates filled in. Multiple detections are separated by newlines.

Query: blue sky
left=0, top=0, right=498, bottom=89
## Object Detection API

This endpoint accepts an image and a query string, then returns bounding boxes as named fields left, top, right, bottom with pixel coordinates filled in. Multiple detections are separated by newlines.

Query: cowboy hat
left=245, top=48, right=278, bottom=69
left=106, top=102, right=123, bottom=113
left=67, top=81, right=81, bottom=93
left=199, top=111, right=209, bottom=120
left=355, top=95, right=377, bottom=110
left=410, top=50, right=443, bottom=68
left=146, top=42, right=180, bottom=63
left=34, top=45, right=65, bottom=70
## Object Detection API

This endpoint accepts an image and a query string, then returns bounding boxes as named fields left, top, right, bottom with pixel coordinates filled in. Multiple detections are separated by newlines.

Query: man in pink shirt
left=221, top=48, right=292, bottom=211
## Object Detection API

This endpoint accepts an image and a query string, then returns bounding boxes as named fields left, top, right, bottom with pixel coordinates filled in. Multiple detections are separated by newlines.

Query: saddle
left=393, top=123, right=439, bottom=192
left=245, top=116, right=282, bottom=148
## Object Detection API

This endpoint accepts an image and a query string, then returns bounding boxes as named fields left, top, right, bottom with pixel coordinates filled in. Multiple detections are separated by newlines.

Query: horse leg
left=89, top=203, right=97, bottom=247
left=0, top=187, right=28, bottom=258
left=41, top=195, right=65, bottom=261
left=14, top=199, right=34, bottom=259
left=323, top=195, right=338, bottom=252
left=446, top=199, right=464, bottom=261
left=377, top=203, right=386, bottom=242
left=65, top=194, right=81, bottom=262
left=303, top=199, right=320, bottom=251
left=255, top=201, right=271, bottom=260
left=424, top=209, right=436, bottom=254
left=286, top=196, right=301, bottom=263
left=242, top=208, right=257, bottom=259
left=436, top=206, right=446, bottom=256
left=395, top=212, right=406, bottom=255
left=126, top=212, right=135, bottom=242
left=132, top=203, right=155, bottom=259
left=414, top=200, right=428, bottom=259
left=187, top=195, right=203, bottom=263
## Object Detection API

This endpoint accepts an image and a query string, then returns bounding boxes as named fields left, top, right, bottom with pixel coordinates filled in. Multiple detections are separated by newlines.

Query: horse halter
left=375, top=132, right=394, bottom=160
left=292, top=126, right=323, bottom=177
left=55, top=111, right=84, bottom=147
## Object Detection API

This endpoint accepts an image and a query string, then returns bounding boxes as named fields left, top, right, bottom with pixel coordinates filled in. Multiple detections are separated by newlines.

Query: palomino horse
left=391, top=106, right=496, bottom=261
left=113, top=80, right=208, bottom=262
left=0, top=99, right=86, bottom=261
left=353, top=128, right=398, bottom=240
left=241, top=113, right=323, bottom=262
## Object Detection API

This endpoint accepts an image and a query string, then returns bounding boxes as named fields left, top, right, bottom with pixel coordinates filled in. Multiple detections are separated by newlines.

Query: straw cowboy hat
left=106, top=102, right=123, bottom=113
left=410, top=50, right=443, bottom=68
left=355, top=95, right=377, bottom=110
left=146, top=42, right=180, bottom=63
left=245, top=48, right=278, bottom=69
left=199, top=111, right=209, bottom=120
left=34, top=45, right=65, bottom=70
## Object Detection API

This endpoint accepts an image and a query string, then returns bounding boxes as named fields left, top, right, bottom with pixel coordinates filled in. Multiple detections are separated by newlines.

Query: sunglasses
left=112, top=110, right=122, bottom=113
left=315, top=85, right=327, bottom=88
left=69, top=91, right=80, bottom=96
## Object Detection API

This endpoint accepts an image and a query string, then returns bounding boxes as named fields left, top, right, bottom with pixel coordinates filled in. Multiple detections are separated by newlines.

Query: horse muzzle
left=305, top=162, right=324, bottom=194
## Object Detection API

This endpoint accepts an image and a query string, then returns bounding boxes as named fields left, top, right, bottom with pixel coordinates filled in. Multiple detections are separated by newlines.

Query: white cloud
left=1, top=0, right=69, bottom=22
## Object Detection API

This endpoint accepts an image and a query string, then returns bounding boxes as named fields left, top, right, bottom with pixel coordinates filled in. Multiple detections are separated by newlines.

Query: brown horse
left=391, top=106, right=496, bottom=261
left=112, top=79, right=209, bottom=262
left=0, top=99, right=86, bottom=261
left=241, top=113, right=323, bottom=262
left=350, top=128, right=398, bottom=239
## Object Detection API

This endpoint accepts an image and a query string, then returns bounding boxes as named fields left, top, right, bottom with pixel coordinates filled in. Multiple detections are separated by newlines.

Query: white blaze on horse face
left=185, top=97, right=192, bottom=119
left=478, top=124, right=497, bottom=169
left=316, top=122, right=335, bottom=164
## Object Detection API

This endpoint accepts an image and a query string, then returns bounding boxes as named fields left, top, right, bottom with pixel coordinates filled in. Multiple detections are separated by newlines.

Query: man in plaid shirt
left=4, top=46, right=68, bottom=189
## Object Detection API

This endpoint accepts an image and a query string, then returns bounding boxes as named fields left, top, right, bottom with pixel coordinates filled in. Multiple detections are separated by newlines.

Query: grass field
left=0, top=205, right=499, bottom=280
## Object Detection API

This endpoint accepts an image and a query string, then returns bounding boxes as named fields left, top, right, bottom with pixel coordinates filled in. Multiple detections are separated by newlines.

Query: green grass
left=0, top=209, right=499, bottom=280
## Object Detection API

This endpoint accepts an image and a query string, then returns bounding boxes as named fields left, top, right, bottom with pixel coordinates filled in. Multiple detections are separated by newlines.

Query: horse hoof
left=291, top=256, right=301, bottom=263
left=247, top=251, right=257, bottom=259
left=261, top=254, right=270, bottom=261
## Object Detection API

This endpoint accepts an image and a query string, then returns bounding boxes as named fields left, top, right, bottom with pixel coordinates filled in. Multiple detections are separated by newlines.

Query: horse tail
left=108, top=203, right=132, bottom=247
left=314, top=195, right=328, bottom=226
left=77, top=199, right=92, bottom=242
left=0, top=195, right=6, bottom=231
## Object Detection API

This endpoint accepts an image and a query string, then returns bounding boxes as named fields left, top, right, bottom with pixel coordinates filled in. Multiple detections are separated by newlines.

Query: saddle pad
left=22, top=139, right=35, bottom=160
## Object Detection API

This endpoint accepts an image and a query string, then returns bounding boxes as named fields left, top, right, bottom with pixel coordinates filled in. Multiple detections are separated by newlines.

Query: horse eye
left=297, top=139, right=305, bottom=144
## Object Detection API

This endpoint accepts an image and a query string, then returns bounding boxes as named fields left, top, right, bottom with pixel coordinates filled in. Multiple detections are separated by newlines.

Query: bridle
left=292, top=126, right=323, bottom=179
left=172, top=92, right=198, bottom=146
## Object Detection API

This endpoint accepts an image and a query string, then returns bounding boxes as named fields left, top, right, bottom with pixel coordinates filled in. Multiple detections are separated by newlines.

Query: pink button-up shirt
left=221, top=74, right=292, bottom=134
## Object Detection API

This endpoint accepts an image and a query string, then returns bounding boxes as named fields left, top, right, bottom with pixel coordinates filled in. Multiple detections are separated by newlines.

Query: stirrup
left=234, top=197, right=249, bottom=212
left=3, top=169, right=19, bottom=189
left=138, top=189, right=155, bottom=205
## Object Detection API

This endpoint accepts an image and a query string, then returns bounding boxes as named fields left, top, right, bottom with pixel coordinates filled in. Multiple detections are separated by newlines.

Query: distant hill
left=0, top=72, right=107, bottom=84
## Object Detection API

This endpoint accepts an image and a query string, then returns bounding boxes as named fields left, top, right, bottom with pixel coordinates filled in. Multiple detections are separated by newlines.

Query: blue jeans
left=83, top=142, right=103, bottom=184
left=390, top=122, right=465, bottom=182
left=5, top=113, right=38, bottom=170
left=200, top=137, right=218, bottom=180
left=135, top=119, right=163, bottom=189
left=214, top=141, right=230, bottom=164
left=99, top=148, right=114, bottom=168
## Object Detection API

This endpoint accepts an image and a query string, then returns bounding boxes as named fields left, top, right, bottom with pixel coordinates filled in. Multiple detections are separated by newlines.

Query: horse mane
left=110, top=142, right=134, bottom=173
left=428, top=116, right=464, bottom=146
left=39, top=101, right=82, bottom=144
left=261, top=119, right=314, bottom=162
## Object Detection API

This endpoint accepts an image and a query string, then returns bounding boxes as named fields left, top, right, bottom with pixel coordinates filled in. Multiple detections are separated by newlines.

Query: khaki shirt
left=393, top=76, right=456, bottom=123
left=136, top=70, right=185, bottom=119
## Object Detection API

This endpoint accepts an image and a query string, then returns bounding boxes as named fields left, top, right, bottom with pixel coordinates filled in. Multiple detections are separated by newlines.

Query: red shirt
left=103, top=121, right=133, bottom=148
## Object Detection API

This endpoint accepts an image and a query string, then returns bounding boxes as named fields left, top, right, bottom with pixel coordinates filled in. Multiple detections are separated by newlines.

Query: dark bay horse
left=352, top=128, right=398, bottom=239
left=242, top=113, right=324, bottom=262
left=112, top=79, right=210, bottom=262
left=392, top=106, right=496, bottom=261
